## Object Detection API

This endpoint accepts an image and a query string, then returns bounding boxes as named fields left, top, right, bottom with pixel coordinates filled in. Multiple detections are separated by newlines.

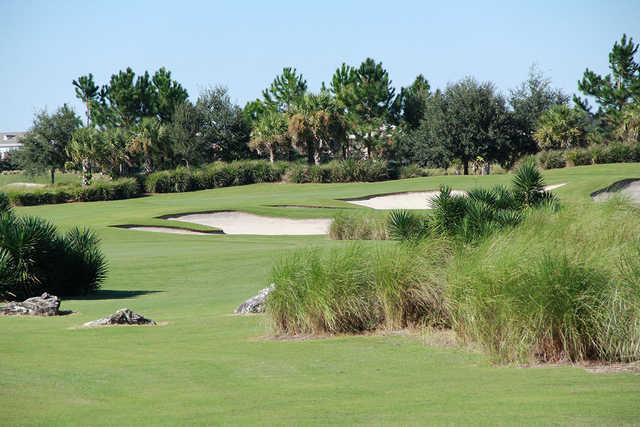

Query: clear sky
left=1, top=0, right=639, bottom=131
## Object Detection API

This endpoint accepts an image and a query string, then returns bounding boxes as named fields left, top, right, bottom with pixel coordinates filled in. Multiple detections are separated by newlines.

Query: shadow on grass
left=68, top=290, right=164, bottom=301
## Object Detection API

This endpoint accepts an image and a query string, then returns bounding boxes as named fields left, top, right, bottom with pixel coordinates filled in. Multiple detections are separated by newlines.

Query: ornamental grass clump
left=267, top=242, right=450, bottom=335
left=448, top=200, right=640, bottom=363
left=329, top=211, right=388, bottom=240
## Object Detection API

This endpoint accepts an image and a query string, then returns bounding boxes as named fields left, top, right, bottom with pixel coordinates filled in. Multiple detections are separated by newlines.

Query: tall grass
left=329, top=211, right=388, bottom=240
left=267, top=242, right=450, bottom=334
left=448, top=200, right=640, bottom=363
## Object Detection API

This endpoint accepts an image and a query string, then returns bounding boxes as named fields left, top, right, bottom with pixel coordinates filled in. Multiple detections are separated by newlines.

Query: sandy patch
left=592, top=179, right=640, bottom=204
left=544, top=183, right=567, bottom=191
left=346, top=190, right=466, bottom=210
left=127, top=226, right=214, bottom=235
left=346, top=184, right=566, bottom=210
left=165, top=211, right=331, bottom=235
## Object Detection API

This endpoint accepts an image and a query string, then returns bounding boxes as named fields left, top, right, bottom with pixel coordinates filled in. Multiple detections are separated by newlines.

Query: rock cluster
left=1, top=293, right=61, bottom=316
left=234, top=284, right=275, bottom=314
left=83, top=308, right=156, bottom=327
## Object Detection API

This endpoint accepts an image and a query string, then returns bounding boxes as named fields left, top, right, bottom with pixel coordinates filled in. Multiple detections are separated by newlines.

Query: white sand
left=593, top=180, right=640, bottom=204
left=346, top=190, right=466, bottom=210
left=127, top=226, right=214, bottom=235
left=544, top=183, right=567, bottom=191
left=165, top=211, right=332, bottom=235
left=346, top=184, right=567, bottom=210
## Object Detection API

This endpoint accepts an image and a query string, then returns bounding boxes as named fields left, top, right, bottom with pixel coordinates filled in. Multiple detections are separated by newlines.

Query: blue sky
left=1, top=0, right=639, bottom=131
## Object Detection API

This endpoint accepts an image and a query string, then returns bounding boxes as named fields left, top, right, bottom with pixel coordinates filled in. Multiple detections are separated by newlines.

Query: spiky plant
left=387, top=210, right=428, bottom=242
left=512, top=158, right=557, bottom=208
left=430, top=186, right=468, bottom=236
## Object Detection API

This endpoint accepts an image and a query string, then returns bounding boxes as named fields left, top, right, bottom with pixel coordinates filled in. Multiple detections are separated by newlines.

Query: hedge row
left=145, top=161, right=288, bottom=193
left=537, top=142, right=640, bottom=169
left=7, top=178, right=140, bottom=206
left=286, top=160, right=392, bottom=184
left=145, top=159, right=394, bottom=192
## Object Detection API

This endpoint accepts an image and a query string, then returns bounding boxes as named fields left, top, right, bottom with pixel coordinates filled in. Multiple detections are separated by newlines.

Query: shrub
left=146, top=160, right=286, bottom=193
left=536, top=150, right=566, bottom=169
left=565, top=148, right=592, bottom=166
left=329, top=211, right=387, bottom=240
left=399, top=164, right=428, bottom=179
left=0, top=212, right=107, bottom=299
left=387, top=210, right=429, bottom=242
left=267, top=242, right=450, bottom=334
left=449, top=202, right=640, bottom=363
left=427, top=160, right=556, bottom=242
left=6, top=178, right=140, bottom=206
left=287, top=160, right=390, bottom=183
left=591, top=142, right=636, bottom=164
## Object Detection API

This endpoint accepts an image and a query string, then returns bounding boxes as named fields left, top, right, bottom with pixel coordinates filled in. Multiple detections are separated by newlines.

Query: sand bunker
left=592, top=179, right=640, bottom=204
left=346, top=191, right=466, bottom=210
left=165, top=211, right=331, bottom=235
left=346, top=184, right=566, bottom=210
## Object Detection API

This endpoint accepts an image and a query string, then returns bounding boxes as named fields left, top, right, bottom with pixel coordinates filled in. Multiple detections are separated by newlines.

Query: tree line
left=15, top=34, right=640, bottom=184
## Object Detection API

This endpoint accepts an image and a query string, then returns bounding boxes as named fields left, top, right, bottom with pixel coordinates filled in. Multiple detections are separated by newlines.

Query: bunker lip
left=342, top=183, right=567, bottom=210
left=111, top=224, right=223, bottom=235
left=591, top=178, right=640, bottom=201
left=162, top=211, right=332, bottom=235
left=342, top=190, right=466, bottom=210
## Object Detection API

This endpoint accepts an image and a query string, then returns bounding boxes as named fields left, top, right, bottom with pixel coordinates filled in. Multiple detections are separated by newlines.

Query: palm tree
left=248, top=109, right=288, bottom=163
left=288, top=93, right=346, bottom=164
left=533, top=105, right=588, bottom=150
left=68, top=127, right=105, bottom=186
left=129, top=117, right=166, bottom=174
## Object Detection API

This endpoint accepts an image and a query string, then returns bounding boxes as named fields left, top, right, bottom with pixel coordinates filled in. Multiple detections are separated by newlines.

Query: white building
left=0, top=132, right=25, bottom=160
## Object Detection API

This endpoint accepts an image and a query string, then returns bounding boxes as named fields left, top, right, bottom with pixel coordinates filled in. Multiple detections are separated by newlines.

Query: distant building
left=0, top=131, right=26, bottom=160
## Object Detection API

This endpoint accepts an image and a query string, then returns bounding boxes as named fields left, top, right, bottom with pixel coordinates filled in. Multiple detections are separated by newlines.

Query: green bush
left=287, top=160, right=390, bottom=183
left=399, top=164, right=429, bottom=179
left=449, top=201, right=640, bottom=363
left=536, top=150, right=566, bottom=169
left=0, top=211, right=107, bottom=299
left=591, top=143, right=636, bottom=164
left=329, top=211, right=388, bottom=240
left=145, top=160, right=286, bottom=193
left=267, top=242, right=450, bottom=334
left=565, top=148, right=593, bottom=166
left=8, top=178, right=140, bottom=206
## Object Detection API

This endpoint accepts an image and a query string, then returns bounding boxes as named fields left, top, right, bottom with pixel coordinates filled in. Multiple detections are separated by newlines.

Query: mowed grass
left=1, top=163, right=640, bottom=425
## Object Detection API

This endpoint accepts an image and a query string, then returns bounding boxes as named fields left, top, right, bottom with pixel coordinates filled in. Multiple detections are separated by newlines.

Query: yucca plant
left=430, top=186, right=468, bottom=236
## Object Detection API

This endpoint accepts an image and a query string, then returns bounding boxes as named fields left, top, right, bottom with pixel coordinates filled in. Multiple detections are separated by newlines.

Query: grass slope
left=1, top=163, right=640, bottom=425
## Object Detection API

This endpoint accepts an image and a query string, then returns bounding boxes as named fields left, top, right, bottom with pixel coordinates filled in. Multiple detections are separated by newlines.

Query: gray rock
left=1, top=293, right=61, bottom=316
left=83, top=308, right=156, bottom=327
left=234, top=284, right=275, bottom=314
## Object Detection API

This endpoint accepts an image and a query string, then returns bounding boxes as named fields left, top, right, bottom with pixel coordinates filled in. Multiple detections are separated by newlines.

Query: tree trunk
left=313, top=150, right=321, bottom=165
left=269, top=148, right=275, bottom=164
left=81, top=158, right=91, bottom=187
left=482, top=163, right=491, bottom=175
left=50, top=168, right=55, bottom=185
left=463, top=159, right=469, bottom=176
left=143, top=156, right=152, bottom=175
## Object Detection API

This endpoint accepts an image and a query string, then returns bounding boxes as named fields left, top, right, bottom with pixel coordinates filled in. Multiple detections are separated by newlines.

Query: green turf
left=0, top=171, right=81, bottom=187
left=2, top=163, right=640, bottom=425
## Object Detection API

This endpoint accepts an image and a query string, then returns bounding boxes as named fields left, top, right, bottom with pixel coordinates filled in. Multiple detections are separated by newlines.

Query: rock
left=1, top=293, right=61, bottom=316
left=83, top=308, right=156, bottom=327
left=234, top=284, right=274, bottom=314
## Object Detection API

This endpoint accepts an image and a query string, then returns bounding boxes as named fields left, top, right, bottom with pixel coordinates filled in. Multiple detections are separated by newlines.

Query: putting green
left=2, top=163, right=640, bottom=425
